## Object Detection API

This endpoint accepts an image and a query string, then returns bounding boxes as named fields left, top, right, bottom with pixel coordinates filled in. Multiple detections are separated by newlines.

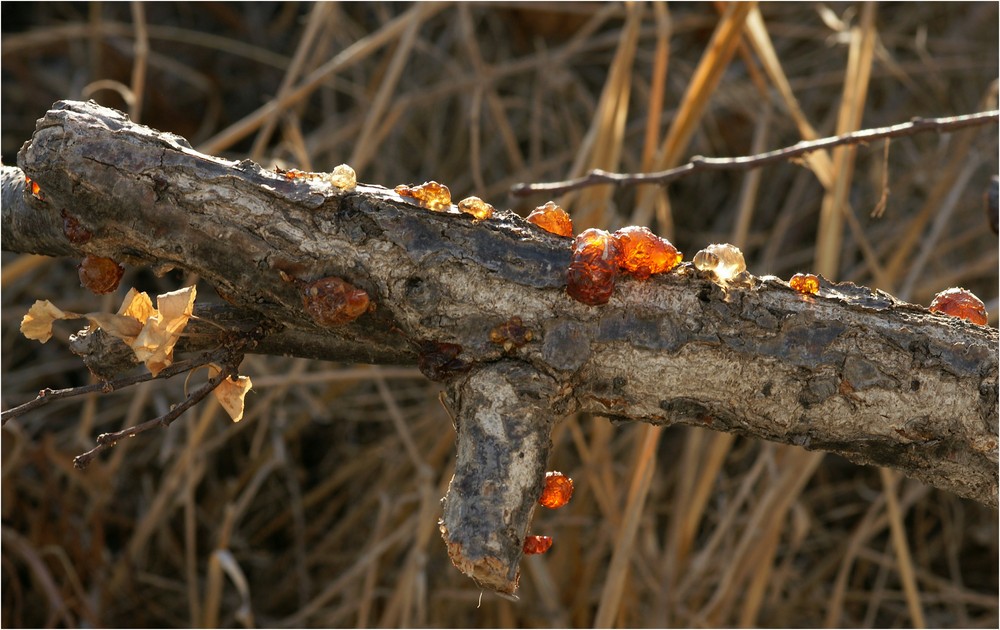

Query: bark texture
left=4, top=101, right=997, bottom=593
left=440, top=361, right=559, bottom=596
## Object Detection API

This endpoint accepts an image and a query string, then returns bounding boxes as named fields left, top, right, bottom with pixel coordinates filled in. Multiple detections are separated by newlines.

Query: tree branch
left=510, top=110, right=1000, bottom=197
left=440, top=361, right=560, bottom=596
left=0, top=349, right=221, bottom=424
left=72, top=350, right=242, bottom=469
left=3, top=101, right=997, bottom=595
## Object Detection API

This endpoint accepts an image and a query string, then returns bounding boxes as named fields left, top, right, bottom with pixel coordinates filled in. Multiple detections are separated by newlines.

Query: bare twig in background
left=0, top=351, right=222, bottom=424
left=72, top=351, right=242, bottom=469
left=248, top=2, right=333, bottom=162
left=128, top=1, right=147, bottom=121
left=197, top=3, right=446, bottom=155
left=511, top=110, right=999, bottom=197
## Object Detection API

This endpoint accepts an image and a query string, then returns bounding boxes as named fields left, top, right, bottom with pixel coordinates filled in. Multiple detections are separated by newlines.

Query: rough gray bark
left=3, top=101, right=997, bottom=594
left=440, top=361, right=559, bottom=596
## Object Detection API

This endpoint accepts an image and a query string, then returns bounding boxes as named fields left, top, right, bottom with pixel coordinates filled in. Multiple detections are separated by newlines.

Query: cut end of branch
left=439, top=522, right=520, bottom=598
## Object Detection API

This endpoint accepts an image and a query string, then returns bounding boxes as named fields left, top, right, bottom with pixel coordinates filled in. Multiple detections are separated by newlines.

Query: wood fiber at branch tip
left=4, top=100, right=998, bottom=509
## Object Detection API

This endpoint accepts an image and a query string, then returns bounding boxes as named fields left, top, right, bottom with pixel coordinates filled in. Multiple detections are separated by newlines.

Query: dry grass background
left=2, top=2, right=998, bottom=628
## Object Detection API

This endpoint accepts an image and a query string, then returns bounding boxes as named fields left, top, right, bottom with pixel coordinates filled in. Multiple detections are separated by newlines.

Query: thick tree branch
left=3, top=101, right=997, bottom=594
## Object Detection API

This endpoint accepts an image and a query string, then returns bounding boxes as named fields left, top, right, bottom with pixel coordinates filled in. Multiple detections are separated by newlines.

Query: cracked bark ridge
left=439, top=361, right=559, bottom=597
left=1, top=100, right=998, bottom=587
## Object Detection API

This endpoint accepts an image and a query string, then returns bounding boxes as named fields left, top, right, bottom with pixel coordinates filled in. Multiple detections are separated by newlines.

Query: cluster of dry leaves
left=19, top=285, right=252, bottom=421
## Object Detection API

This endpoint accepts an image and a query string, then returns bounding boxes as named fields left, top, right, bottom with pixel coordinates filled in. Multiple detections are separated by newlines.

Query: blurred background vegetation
left=2, top=2, right=997, bottom=627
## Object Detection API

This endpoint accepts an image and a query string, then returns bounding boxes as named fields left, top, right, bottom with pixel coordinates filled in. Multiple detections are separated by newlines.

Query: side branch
left=440, top=361, right=560, bottom=595
left=0, top=351, right=221, bottom=424
left=72, top=351, right=243, bottom=469
left=510, top=110, right=1000, bottom=197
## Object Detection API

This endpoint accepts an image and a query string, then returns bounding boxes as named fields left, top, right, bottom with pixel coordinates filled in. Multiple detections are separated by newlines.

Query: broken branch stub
left=440, top=360, right=561, bottom=596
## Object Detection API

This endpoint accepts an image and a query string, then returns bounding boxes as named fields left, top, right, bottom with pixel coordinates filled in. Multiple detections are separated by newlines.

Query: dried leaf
left=208, top=364, right=252, bottom=422
left=155, top=286, right=197, bottom=324
left=118, top=287, right=156, bottom=322
left=213, top=373, right=253, bottom=422
left=130, top=286, right=197, bottom=376
left=85, top=313, right=144, bottom=341
left=20, top=300, right=76, bottom=343
left=19, top=287, right=196, bottom=374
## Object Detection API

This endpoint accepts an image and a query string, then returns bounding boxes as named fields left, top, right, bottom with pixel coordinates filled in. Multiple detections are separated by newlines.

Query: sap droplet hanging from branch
left=538, top=471, right=574, bottom=509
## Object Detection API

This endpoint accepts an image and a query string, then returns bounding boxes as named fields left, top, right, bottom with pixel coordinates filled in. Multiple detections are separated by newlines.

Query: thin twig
left=129, top=1, right=148, bottom=122
left=0, top=351, right=223, bottom=425
left=510, top=110, right=1000, bottom=197
left=72, top=353, right=243, bottom=469
left=870, top=139, right=891, bottom=218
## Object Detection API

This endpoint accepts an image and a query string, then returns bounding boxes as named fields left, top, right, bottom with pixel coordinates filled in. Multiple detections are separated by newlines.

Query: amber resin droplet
left=302, top=277, right=370, bottom=326
left=283, top=168, right=317, bottom=180
left=325, top=164, right=356, bottom=190
left=78, top=255, right=124, bottom=295
left=789, top=273, right=820, bottom=295
left=394, top=181, right=452, bottom=211
left=526, top=201, right=574, bottom=237
left=489, top=316, right=532, bottom=351
left=62, top=210, right=93, bottom=245
left=693, top=243, right=746, bottom=284
left=929, top=287, right=988, bottom=326
left=567, top=228, right=619, bottom=306
left=612, top=226, right=682, bottom=279
left=457, top=196, right=494, bottom=220
left=539, top=471, right=574, bottom=509
left=522, top=535, right=553, bottom=555
left=417, top=341, right=470, bottom=382
left=24, top=175, right=44, bottom=200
